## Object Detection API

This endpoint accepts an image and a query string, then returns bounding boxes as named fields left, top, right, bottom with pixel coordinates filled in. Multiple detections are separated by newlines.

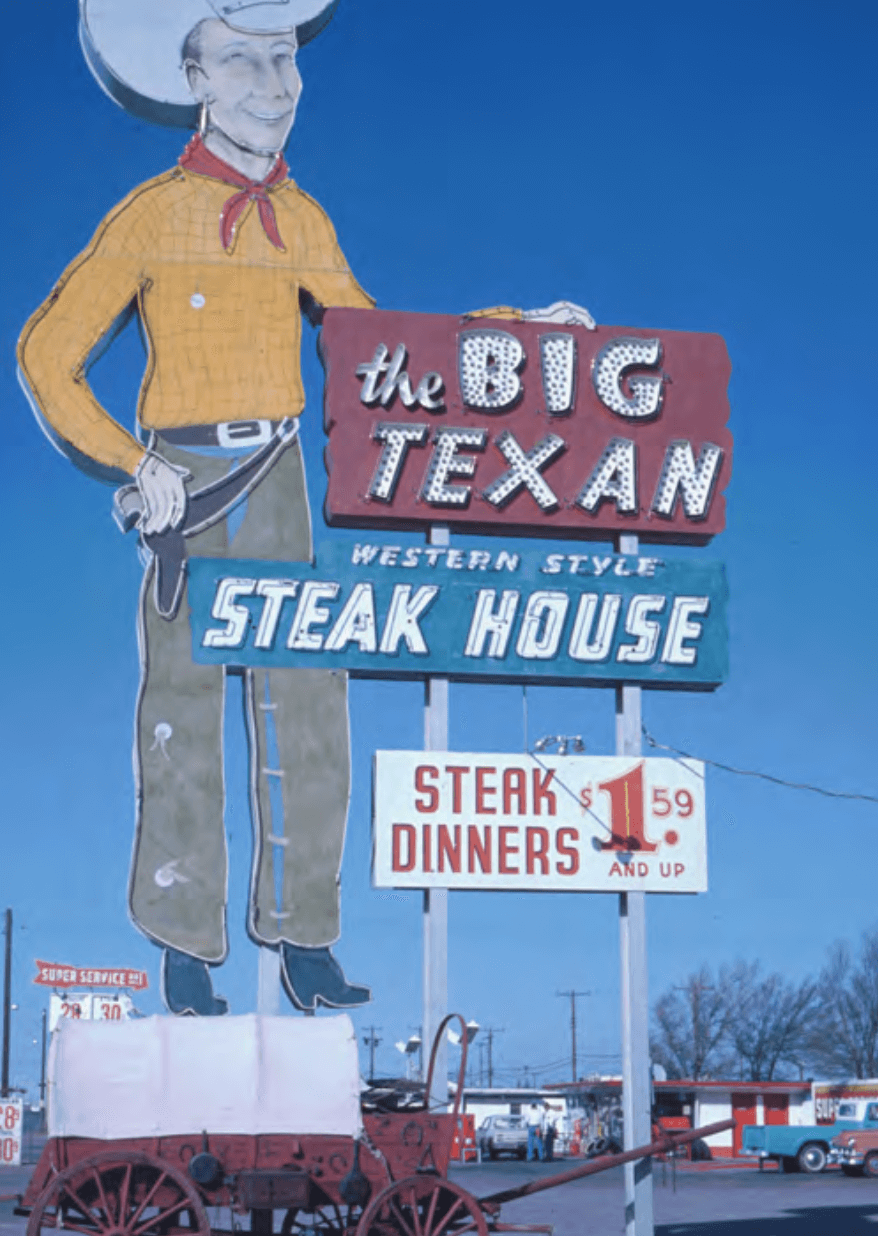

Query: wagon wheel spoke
left=88, top=1167, right=115, bottom=1228
left=53, top=1222, right=103, bottom=1236
left=388, top=1197, right=417, bottom=1236
left=430, top=1196, right=464, bottom=1236
left=131, top=1192, right=191, bottom=1236
left=442, top=1220, right=480, bottom=1236
left=408, top=1188, right=424, bottom=1236
left=423, top=1188, right=440, bottom=1236
left=59, top=1183, right=100, bottom=1226
left=118, top=1162, right=133, bottom=1226
left=127, top=1170, right=170, bottom=1230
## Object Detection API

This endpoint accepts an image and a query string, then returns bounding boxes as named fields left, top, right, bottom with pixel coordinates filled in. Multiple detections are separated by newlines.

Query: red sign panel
left=322, top=309, right=732, bottom=544
left=34, top=960, right=149, bottom=990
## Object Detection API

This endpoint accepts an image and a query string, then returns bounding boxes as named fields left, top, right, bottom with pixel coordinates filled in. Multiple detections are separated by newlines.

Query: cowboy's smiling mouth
left=244, top=108, right=294, bottom=122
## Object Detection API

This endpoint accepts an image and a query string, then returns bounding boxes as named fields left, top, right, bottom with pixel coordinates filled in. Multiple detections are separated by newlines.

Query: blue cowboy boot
left=280, top=943, right=370, bottom=1012
left=161, top=948, right=229, bottom=1016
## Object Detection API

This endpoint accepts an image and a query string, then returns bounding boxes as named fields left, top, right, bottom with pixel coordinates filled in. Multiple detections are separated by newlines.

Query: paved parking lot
left=447, top=1159, right=878, bottom=1236
left=3, top=1155, right=876, bottom=1234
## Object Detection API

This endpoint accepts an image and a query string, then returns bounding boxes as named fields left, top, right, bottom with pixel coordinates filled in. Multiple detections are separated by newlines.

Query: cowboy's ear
left=185, top=59, right=212, bottom=103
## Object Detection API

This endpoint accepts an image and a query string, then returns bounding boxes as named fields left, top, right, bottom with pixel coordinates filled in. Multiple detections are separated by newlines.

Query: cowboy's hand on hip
left=135, top=452, right=191, bottom=535
left=523, top=300, right=597, bottom=328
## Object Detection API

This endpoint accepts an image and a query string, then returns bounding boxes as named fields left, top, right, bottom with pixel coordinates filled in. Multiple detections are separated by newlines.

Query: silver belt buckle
left=217, top=419, right=272, bottom=449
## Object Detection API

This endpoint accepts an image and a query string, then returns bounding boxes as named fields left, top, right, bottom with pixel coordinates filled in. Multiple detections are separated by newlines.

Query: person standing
left=541, top=1106, right=557, bottom=1162
left=526, top=1100, right=543, bottom=1162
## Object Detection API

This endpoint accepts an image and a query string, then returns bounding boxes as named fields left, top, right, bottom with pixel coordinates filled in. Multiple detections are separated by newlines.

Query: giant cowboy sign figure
left=18, top=0, right=595, bottom=1016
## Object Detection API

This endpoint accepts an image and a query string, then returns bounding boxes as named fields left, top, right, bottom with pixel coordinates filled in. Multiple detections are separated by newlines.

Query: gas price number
left=0, top=1099, right=23, bottom=1166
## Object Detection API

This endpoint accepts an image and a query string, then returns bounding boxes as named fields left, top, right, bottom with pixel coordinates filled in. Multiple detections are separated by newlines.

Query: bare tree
left=808, top=928, right=878, bottom=1078
left=651, top=965, right=735, bottom=1079
left=727, top=962, right=819, bottom=1080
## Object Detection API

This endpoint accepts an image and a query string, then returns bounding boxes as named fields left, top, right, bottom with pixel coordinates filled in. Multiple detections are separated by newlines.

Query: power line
left=642, top=726, right=878, bottom=805
left=528, top=730, right=877, bottom=812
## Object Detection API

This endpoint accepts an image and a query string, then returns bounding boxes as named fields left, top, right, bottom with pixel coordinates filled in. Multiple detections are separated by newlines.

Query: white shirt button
left=190, top=293, right=206, bottom=309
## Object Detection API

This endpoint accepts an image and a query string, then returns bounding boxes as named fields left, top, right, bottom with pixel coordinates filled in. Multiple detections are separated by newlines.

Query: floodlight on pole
left=533, top=735, right=585, bottom=755
left=394, top=1033, right=422, bottom=1080
left=447, top=1019, right=480, bottom=1046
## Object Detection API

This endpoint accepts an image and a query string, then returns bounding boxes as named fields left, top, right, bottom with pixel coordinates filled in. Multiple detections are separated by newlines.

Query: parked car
left=830, top=1124, right=878, bottom=1177
left=478, top=1114, right=528, bottom=1160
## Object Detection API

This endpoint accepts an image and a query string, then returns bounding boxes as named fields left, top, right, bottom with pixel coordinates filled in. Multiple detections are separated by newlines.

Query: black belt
left=157, top=419, right=282, bottom=449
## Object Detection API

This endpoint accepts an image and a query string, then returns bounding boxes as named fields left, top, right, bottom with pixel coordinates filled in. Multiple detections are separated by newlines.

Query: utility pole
left=557, top=989, right=590, bottom=1083
left=483, top=1027, right=504, bottom=1088
left=2, top=909, right=11, bottom=1098
left=362, top=1026, right=382, bottom=1082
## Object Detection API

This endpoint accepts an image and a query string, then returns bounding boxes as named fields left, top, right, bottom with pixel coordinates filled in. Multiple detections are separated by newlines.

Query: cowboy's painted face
left=186, top=19, right=301, bottom=156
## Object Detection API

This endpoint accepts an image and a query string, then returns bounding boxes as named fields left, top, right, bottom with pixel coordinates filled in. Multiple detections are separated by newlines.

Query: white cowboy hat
left=79, top=0, right=339, bottom=128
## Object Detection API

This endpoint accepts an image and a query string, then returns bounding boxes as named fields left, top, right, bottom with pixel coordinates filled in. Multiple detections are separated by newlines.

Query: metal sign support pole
left=257, top=945, right=281, bottom=1015
left=2, top=908, right=11, bottom=1098
left=424, top=525, right=449, bottom=1105
left=616, top=534, right=654, bottom=1236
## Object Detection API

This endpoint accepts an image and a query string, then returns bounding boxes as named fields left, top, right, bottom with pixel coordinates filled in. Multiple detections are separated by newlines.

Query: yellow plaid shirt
left=18, top=166, right=374, bottom=477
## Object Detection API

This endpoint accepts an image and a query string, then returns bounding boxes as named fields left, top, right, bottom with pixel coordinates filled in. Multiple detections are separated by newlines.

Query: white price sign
left=0, top=1099, right=23, bottom=1166
left=92, top=995, right=132, bottom=1023
left=49, top=993, right=92, bottom=1031
left=50, top=993, right=132, bottom=1030
left=373, top=752, right=707, bottom=893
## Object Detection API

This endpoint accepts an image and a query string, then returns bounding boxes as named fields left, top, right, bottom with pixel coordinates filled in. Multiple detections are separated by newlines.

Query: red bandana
left=179, top=134, right=288, bottom=252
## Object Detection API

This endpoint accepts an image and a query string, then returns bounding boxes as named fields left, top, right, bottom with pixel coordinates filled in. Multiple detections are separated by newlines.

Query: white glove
left=523, top=300, right=597, bottom=329
left=134, top=452, right=191, bottom=535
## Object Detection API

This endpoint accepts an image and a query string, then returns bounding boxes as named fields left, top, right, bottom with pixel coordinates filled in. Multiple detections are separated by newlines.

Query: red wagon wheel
left=280, top=1202, right=358, bottom=1235
left=356, top=1176, right=487, bottom=1236
left=26, top=1150, right=209, bottom=1236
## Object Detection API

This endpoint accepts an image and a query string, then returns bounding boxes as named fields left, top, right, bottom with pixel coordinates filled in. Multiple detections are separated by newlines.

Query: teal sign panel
left=188, top=542, right=728, bottom=688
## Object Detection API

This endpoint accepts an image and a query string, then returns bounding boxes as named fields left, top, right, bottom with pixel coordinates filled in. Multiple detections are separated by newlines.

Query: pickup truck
left=742, top=1099, right=878, bottom=1173
left=830, top=1125, right=878, bottom=1177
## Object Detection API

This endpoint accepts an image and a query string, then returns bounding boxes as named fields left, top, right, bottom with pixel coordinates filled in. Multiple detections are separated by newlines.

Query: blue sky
left=1, top=0, right=876, bottom=1097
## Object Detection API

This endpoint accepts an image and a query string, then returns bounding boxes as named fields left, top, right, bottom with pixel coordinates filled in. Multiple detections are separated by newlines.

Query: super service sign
left=321, top=309, right=732, bottom=544
left=189, top=541, right=727, bottom=687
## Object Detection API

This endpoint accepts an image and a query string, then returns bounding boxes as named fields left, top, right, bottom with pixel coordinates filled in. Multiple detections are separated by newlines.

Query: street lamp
left=447, top=1020, right=479, bottom=1085
left=394, top=1034, right=422, bottom=1080
left=534, top=735, right=585, bottom=755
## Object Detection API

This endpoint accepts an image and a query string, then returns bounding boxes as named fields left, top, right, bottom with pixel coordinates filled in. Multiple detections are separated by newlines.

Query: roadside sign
left=0, top=1099, right=23, bottom=1167
left=814, top=1080, right=878, bottom=1124
left=322, top=309, right=732, bottom=544
left=34, top=961, right=148, bottom=990
left=189, top=541, right=728, bottom=689
left=49, top=993, right=133, bottom=1031
left=373, top=752, right=707, bottom=893
left=48, top=994, right=91, bottom=1031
